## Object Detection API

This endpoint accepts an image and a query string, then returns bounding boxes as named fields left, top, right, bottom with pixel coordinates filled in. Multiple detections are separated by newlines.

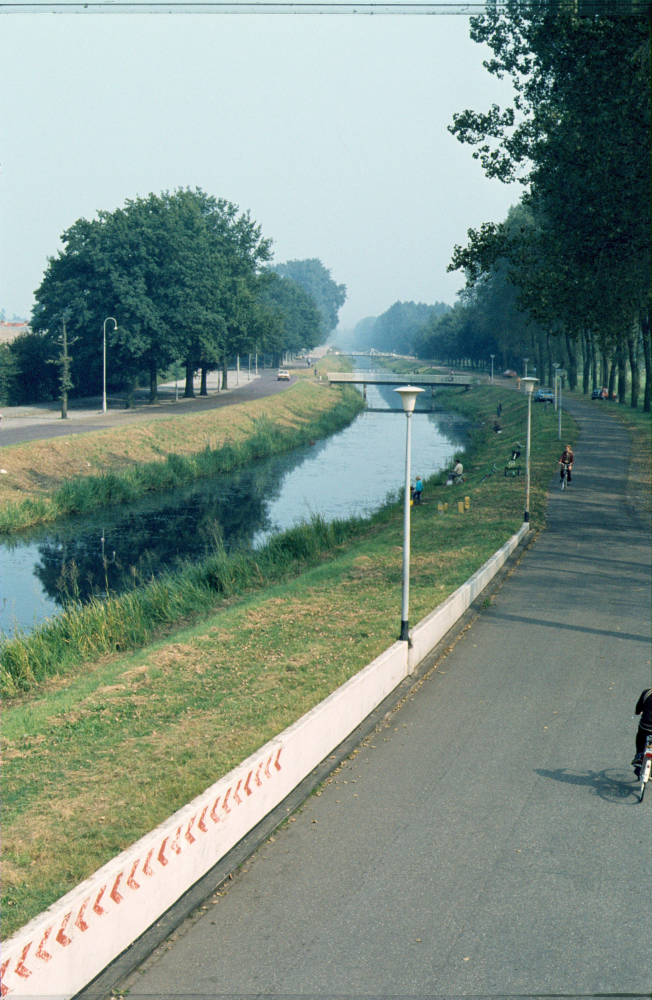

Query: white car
left=277, top=369, right=290, bottom=381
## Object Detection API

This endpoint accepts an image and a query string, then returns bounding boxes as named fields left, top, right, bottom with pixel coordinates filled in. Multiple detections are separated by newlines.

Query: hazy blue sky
left=1, top=13, right=522, bottom=329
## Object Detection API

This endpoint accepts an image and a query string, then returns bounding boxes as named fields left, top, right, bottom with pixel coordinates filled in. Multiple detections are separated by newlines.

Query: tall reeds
left=0, top=513, right=367, bottom=695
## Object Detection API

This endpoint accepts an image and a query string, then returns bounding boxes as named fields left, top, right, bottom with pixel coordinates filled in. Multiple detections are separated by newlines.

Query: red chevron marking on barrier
left=264, top=755, right=272, bottom=779
left=127, top=860, right=141, bottom=891
left=56, top=913, right=73, bottom=947
left=75, top=898, right=90, bottom=932
left=274, top=747, right=283, bottom=771
left=185, top=815, right=196, bottom=844
left=14, top=943, right=32, bottom=979
left=170, top=826, right=182, bottom=855
left=93, top=886, right=107, bottom=916
left=1, top=958, right=11, bottom=996
left=143, top=849, right=155, bottom=876
left=233, top=780, right=243, bottom=805
left=244, top=771, right=253, bottom=796
left=109, top=874, right=123, bottom=905
left=210, top=797, right=221, bottom=823
left=35, top=926, right=53, bottom=963
left=157, top=838, right=169, bottom=867
left=254, top=764, right=263, bottom=786
left=198, top=805, right=209, bottom=832
left=222, top=787, right=232, bottom=813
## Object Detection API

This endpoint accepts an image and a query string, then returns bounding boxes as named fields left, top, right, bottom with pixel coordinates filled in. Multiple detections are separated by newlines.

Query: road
left=0, top=370, right=300, bottom=448
left=120, top=398, right=650, bottom=998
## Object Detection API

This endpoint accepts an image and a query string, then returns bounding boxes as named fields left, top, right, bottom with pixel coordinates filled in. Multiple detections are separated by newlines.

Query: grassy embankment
left=0, top=376, right=358, bottom=535
left=1, top=383, right=577, bottom=937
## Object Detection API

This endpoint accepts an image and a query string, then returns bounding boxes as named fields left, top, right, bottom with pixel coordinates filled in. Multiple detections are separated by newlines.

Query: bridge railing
left=326, top=372, right=476, bottom=386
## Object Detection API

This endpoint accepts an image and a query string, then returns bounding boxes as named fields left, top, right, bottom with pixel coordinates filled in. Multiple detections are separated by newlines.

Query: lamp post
left=523, top=357, right=529, bottom=379
left=522, top=377, right=538, bottom=523
left=490, top=354, right=495, bottom=384
left=394, top=385, right=425, bottom=642
left=102, top=318, right=118, bottom=413
left=555, top=369, right=566, bottom=440
left=553, top=363, right=560, bottom=411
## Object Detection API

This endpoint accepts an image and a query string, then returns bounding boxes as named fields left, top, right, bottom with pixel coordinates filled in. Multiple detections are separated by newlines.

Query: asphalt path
left=122, top=399, right=651, bottom=999
left=0, top=371, right=299, bottom=447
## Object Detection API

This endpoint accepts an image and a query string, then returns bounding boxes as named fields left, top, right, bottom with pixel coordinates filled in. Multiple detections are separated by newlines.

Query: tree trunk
left=617, top=339, right=627, bottom=405
left=581, top=330, right=591, bottom=394
left=200, top=365, right=208, bottom=396
left=607, top=348, right=617, bottom=400
left=125, top=380, right=136, bottom=409
left=184, top=362, right=195, bottom=398
left=149, top=359, right=158, bottom=404
left=565, top=333, right=578, bottom=391
left=591, top=332, right=598, bottom=389
left=222, top=357, right=228, bottom=390
left=626, top=326, right=640, bottom=409
left=601, top=346, right=610, bottom=388
left=642, top=307, right=651, bottom=413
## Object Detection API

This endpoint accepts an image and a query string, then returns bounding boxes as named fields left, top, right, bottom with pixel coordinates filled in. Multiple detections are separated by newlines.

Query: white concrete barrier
left=1, top=524, right=528, bottom=999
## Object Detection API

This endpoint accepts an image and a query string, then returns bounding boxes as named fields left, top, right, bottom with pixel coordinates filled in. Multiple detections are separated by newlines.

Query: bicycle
left=480, top=463, right=499, bottom=483
left=560, top=462, right=571, bottom=490
left=634, top=733, right=652, bottom=802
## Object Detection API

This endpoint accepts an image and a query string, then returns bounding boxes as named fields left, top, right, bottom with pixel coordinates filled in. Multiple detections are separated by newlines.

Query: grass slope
left=1, top=384, right=577, bottom=937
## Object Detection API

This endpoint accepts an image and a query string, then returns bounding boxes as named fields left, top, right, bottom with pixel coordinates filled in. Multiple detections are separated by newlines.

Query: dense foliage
left=344, top=301, right=451, bottom=355
left=4, top=191, right=343, bottom=407
left=271, top=259, right=347, bottom=341
left=443, top=3, right=650, bottom=407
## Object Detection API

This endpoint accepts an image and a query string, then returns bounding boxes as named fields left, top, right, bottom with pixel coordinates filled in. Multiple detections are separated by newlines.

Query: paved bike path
left=122, top=399, right=651, bottom=998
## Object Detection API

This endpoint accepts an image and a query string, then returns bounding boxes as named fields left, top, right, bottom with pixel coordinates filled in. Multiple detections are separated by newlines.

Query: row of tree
left=0, top=189, right=347, bottom=407
left=442, top=2, right=650, bottom=409
left=339, top=300, right=451, bottom=355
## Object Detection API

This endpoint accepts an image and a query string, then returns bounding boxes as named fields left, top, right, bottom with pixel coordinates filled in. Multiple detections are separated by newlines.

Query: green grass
left=1, top=382, right=577, bottom=938
left=0, top=386, right=364, bottom=534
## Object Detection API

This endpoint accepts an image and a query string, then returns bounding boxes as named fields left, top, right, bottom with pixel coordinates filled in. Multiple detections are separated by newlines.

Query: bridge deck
left=327, top=372, right=476, bottom=386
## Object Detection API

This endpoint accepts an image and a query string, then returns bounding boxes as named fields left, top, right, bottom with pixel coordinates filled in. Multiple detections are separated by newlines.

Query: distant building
left=0, top=322, right=30, bottom=345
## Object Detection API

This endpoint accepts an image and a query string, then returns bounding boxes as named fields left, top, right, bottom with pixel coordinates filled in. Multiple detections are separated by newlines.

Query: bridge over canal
left=327, top=371, right=477, bottom=406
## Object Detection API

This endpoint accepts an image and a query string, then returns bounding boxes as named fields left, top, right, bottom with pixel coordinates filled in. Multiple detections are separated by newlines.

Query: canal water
left=1, top=376, right=466, bottom=635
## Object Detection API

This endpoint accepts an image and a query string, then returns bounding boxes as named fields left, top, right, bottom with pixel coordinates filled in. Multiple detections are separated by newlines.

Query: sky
left=0, top=11, right=522, bottom=330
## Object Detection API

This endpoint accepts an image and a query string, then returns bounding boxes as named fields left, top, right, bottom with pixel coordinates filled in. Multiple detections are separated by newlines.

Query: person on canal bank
left=413, top=476, right=423, bottom=504
left=496, top=402, right=502, bottom=418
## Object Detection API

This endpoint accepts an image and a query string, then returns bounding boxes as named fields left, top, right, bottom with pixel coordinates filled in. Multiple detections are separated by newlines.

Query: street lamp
left=490, top=354, right=495, bottom=384
left=394, top=386, right=425, bottom=642
left=522, top=377, right=538, bottom=523
left=555, top=368, right=566, bottom=440
left=553, top=363, right=560, bottom=411
left=523, top=357, right=529, bottom=378
left=102, top=318, right=118, bottom=414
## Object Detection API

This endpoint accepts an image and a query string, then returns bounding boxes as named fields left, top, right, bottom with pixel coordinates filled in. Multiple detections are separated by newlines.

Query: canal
left=1, top=375, right=466, bottom=635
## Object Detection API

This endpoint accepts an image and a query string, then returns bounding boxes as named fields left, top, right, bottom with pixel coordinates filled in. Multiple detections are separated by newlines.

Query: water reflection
left=1, top=402, right=466, bottom=635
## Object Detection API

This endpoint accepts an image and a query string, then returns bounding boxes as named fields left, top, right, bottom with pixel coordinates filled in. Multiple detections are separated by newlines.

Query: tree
left=448, top=3, right=651, bottom=407
left=271, top=259, right=346, bottom=341
left=257, top=273, right=323, bottom=362
left=31, top=189, right=272, bottom=406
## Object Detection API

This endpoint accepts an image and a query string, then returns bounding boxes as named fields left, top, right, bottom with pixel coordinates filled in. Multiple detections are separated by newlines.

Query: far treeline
left=353, top=7, right=650, bottom=411
left=0, top=189, right=346, bottom=407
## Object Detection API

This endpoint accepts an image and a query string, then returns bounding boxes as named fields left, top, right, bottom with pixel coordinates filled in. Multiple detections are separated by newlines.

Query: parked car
left=277, top=369, right=290, bottom=381
left=591, top=387, right=608, bottom=399
left=534, top=388, right=555, bottom=402
left=502, top=369, right=518, bottom=378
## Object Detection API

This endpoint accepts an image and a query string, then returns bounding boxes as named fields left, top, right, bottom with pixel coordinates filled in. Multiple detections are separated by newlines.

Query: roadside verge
left=0, top=523, right=529, bottom=999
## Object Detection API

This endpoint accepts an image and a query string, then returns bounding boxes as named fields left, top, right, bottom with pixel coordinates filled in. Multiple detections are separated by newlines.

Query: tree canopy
left=271, top=259, right=347, bottom=342
left=447, top=2, right=650, bottom=408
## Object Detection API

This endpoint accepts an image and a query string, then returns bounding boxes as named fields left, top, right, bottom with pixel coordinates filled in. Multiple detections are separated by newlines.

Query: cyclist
left=559, top=444, right=574, bottom=483
left=632, top=687, right=652, bottom=773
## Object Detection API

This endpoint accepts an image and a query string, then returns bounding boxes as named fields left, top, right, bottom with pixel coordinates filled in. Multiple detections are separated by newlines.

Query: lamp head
left=522, top=377, right=538, bottom=395
left=394, top=385, right=424, bottom=414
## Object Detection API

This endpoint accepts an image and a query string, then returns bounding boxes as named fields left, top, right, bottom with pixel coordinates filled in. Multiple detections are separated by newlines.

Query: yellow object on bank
left=458, top=501, right=465, bottom=513
left=464, top=496, right=470, bottom=510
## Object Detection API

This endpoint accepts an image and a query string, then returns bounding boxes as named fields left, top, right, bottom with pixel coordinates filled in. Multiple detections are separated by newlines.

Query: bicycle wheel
left=640, top=759, right=651, bottom=802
